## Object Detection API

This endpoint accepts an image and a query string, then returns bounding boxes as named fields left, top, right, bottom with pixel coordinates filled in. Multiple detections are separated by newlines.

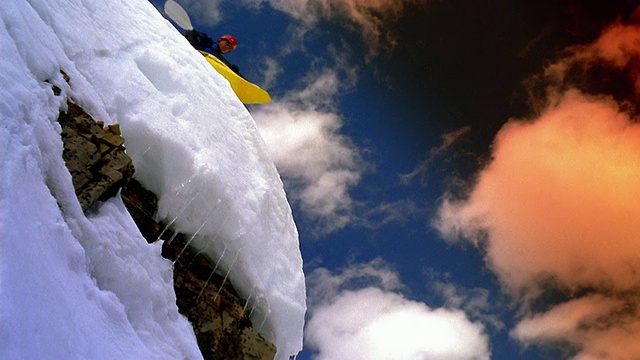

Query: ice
left=1, top=0, right=306, bottom=359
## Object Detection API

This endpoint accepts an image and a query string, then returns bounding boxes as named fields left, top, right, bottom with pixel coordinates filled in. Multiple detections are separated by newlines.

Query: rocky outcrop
left=163, top=234, right=277, bottom=360
left=122, top=180, right=277, bottom=360
left=57, top=96, right=276, bottom=360
left=59, top=101, right=134, bottom=211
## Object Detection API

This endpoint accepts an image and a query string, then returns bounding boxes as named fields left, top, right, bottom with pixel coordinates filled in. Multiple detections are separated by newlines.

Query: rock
left=121, top=178, right=161, bottom=243
left=165, top=235, right=277, bottom=360
left=59, top=101, right=134, bottom=211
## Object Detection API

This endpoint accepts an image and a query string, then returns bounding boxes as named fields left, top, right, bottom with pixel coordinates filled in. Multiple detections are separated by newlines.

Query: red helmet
left=218, top=35, right=237, bottom=50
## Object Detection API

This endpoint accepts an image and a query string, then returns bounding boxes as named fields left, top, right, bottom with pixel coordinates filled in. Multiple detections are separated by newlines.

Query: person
left=184, top=30, right=240, bottom=73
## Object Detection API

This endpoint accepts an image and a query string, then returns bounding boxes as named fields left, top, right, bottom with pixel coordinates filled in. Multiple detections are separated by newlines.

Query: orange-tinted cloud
left=437, top=90, right=640, bottom=293
left=434, top=6, right=640, bottom=358
left=544, top=14, right=640, bottom=102
left=512, top=294, right=640, bottom=359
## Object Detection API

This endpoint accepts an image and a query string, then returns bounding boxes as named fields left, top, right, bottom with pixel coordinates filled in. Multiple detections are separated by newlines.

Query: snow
left=0, top=0, right=305, bottom=359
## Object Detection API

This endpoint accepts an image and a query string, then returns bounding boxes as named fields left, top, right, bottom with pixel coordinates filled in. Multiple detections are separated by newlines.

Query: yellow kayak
left=199, top=51, right=271, bottom=104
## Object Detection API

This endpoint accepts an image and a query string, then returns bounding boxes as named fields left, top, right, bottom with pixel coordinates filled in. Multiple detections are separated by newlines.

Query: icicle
left=172, top=204, right=220, bottom=263
left=257, top=310, right=268, bottom=333
left=211, top=246, right=227, bottom=275
left=248, top=297, right=258, bottom=318
left=195, top=245, right=227, bottom=302
left=195, top=262, right=219, bottom=302
left=190, top=205, right=237, bottom=302
left=186, top=207, right=230, bottom=270
left=166, top=231, right=179, bottom=244
left=157, top=190, right=199, bottom=243
left=247, top=295, right=269, bottom=333
left=214, top=247, right=241, bottom=300
left=194, top=232, right=239, bottom=302
left=242, top=293, right=253, bottom=314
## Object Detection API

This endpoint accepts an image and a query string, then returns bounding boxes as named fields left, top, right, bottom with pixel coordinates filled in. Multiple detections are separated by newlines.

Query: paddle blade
left=164, top=0, right=193, bottom=31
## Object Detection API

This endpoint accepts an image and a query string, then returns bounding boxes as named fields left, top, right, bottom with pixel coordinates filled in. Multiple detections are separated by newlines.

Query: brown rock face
left=59, top=101, right=134, bottom=211
left=163, top=235, right=277, bottom=360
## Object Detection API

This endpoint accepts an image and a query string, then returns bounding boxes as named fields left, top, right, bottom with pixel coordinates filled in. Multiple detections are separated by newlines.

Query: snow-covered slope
left=0, top=0, right=305, bottom=359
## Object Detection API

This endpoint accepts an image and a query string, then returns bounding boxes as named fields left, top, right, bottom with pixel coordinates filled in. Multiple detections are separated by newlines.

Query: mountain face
left=59, top=98, right=276, bottom=359
left=1, top=1, right=305, bottom=359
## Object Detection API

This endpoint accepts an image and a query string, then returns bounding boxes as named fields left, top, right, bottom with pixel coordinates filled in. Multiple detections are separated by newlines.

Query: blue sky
left=152, top=1, right=640, bottom=359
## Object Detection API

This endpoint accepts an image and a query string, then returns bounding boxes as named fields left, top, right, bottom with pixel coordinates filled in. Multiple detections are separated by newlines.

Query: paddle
left=163, top=0, right=193, bottom=31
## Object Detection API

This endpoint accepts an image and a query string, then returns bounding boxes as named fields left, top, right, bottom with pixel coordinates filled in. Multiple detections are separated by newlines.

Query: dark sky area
left=389, top=0, right=638, bottom=149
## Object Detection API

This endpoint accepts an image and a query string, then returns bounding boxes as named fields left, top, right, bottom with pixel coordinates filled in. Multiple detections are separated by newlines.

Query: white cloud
left=253, top=69, right=364, bottom=233
left=430, top=280, right=504, bottom=331
left=241, top=0, right=408, bottom=55
left=354, top=199, right=419, bottom=229
left=306, top=288, right=491, bottom=360
left=305, top=261, right=491, bottom=360
left=306, top=258, right=405, bottom=307
left=259, top=56, right=283, bottom=89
